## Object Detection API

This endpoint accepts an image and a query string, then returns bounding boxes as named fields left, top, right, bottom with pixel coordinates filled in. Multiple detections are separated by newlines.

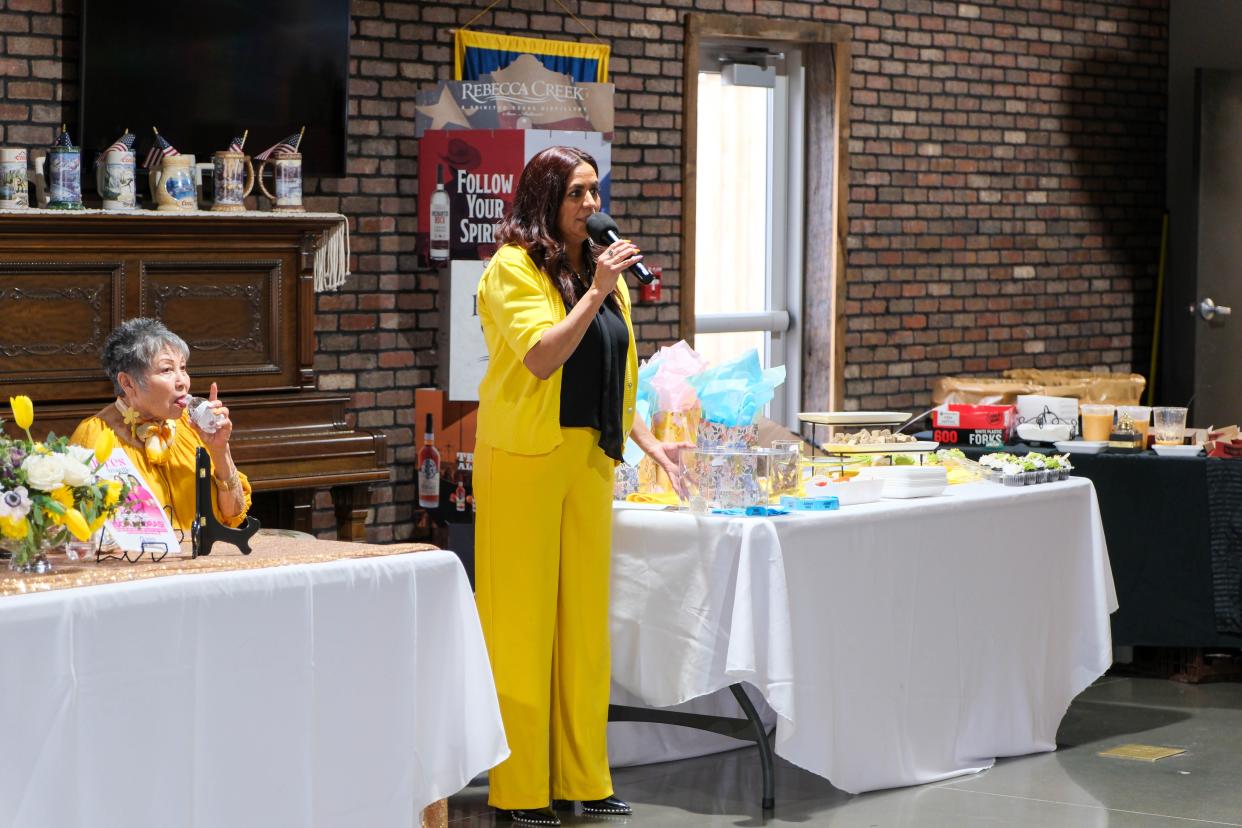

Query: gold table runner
left=0, top=535, right=439, bottom=598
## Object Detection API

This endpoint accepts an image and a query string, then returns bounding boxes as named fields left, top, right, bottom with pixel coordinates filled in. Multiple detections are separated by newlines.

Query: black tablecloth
left=948, top=442, right=1242, bottom=647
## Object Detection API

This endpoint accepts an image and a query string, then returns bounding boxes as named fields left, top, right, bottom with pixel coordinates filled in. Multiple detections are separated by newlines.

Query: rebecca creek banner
left=417, top=129, right=611, bottom=265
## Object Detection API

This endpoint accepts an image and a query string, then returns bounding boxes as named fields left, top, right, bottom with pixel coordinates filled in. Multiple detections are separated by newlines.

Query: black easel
left=191, top=447, right=260, bottom=557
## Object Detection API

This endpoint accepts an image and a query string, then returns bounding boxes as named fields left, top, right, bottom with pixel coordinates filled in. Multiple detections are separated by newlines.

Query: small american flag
left=254, top=131, right=302, bottom=161
left=103, top=131, right=136, bottom=156
left=142, top=132, right=180, bottom=170
left=55, top=127, right=73, bottom=148
left=228, top=131, right=247, bottom=153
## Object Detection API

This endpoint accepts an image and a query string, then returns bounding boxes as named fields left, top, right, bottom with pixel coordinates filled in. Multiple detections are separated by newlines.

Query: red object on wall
left=638, top=265, right=662, bottom=303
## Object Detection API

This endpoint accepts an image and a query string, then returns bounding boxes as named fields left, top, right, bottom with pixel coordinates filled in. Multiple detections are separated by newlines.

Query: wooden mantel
left=0, top=211, right=389, bottom=541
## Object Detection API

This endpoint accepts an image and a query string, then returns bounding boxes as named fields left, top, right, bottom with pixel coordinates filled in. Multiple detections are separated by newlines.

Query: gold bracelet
left=213, top=469, right=242, bottom=493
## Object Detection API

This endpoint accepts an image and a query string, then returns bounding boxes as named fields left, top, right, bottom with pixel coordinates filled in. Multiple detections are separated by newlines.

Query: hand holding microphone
left=586, top=212, right=655, bottom=284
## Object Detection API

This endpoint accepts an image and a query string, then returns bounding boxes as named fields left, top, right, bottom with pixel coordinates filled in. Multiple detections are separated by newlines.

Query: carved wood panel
left=139, top=260, right=287, bottom=389
left=0, top=262, right=123, bottom=397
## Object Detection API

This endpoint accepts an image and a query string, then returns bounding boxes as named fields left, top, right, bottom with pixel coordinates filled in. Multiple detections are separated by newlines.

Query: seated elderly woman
left=71, top=317, right=251, bottom=530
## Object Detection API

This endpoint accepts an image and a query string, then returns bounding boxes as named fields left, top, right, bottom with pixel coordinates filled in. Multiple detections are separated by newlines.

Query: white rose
left=21, top=453, right=65, bottom=491
left=60, top=456, right=93, bottom=487
left=65, top=444, right=95, bottom=467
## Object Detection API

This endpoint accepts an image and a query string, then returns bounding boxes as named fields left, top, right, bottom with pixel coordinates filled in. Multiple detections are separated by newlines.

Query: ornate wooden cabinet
left=0, top=212, right=389, bottom=540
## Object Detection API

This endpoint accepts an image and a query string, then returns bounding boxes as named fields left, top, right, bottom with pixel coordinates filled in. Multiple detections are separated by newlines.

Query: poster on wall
left=417, top=129, right=611, bottom=266
left=448, top=259, right=488, bottom=402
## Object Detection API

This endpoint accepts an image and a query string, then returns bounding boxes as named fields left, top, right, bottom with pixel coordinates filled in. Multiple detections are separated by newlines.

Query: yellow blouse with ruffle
left=70, top=408, right=253, bottom=531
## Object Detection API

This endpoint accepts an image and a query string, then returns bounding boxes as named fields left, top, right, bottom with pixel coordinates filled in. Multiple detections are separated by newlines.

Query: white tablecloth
left=0, top=550, right=508, bottom=828
left=608, top=479, right=1116, bottom=793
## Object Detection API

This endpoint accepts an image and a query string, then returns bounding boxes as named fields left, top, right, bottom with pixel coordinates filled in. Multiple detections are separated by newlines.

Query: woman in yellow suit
left=475, top=146, right=684, bottom=826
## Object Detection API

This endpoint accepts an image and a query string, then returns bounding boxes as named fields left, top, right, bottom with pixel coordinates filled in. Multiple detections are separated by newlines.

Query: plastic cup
left=1153, top=406, right=1188, bottom=446
left=1079, top=404, right=1115, bottom=442
left=1116, top=405, right=1151, bottom=447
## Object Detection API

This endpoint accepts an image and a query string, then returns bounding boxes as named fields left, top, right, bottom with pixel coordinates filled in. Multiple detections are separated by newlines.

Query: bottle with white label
left=417, top=413, right=441, bottom=508
left=429, top=163, right=450, bottom=262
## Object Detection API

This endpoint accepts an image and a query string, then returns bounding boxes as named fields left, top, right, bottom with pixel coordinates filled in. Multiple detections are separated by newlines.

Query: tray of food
left=819, top=429, right=937, bottom=454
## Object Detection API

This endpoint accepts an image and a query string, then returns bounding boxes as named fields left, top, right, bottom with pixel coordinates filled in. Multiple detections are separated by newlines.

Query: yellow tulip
left=63, top=507, right=91, bottom=542
left=94, top=428, right=116, bottom=466
left=49, top=486, right=73, bottom=509
left=9, top=394, right=33, bottom=433
left=89, top=514, right=107, bottom=533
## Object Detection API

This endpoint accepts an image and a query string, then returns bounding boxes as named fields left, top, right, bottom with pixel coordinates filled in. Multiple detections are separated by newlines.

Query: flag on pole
left=253, top=129, right=302, bottom=161
left=55, top=125, right=74, bottom=147
left=229, top=129, right=248, bottom=153
left=102, top=131, right=136, bottom=157
left=142, top=129, right=180, bottom=170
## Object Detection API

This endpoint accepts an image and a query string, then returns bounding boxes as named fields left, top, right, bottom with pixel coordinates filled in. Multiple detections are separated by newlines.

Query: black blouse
left=560, top=296, right=629, bottom=462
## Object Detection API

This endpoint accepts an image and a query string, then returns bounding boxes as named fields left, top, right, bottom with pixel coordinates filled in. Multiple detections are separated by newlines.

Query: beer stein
left=0, top=148, right=28, bottom=208
left=257, top=152, right=303, bottom=211
left=211, top=150, right=255, bottom=211
left=148, top=154, right=198, bottom=211
left=34, top=144, right=83, bottom=209
left=95, top=148, right=136, bottom=210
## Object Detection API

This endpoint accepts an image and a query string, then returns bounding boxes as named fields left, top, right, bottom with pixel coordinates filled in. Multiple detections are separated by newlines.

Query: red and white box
left=931, top=404, right=1016, bottom=447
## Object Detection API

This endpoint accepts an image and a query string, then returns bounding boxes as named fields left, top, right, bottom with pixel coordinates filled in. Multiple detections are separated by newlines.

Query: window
left=681, top=15, right=850, bottom=424
left=692, top=43, right=804, bottom=427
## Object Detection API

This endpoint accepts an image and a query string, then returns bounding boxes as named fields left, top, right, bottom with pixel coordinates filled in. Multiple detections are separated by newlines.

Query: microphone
left=586, top=212, right=655, bottom=284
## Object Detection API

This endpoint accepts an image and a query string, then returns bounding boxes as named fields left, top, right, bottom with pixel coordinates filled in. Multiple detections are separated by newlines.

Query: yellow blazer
left=71, top=408, right=253, bottom=531
left=476, top=244, right=638, bottom=456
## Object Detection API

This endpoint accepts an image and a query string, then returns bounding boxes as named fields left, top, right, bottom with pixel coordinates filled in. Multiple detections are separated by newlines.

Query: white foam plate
left=612, top=501, right=674, bottom=511
left=882, top=485, right=947, bottom=499
left=1017, top=422, right=1073, bottom=443
left=1053, top=440, right=1107, bottom=455
left=1152, top=444, right=1204, bottom=458
left=858, top=466, right=948, bottom=481
left=798, top=411, right=911, bottom=426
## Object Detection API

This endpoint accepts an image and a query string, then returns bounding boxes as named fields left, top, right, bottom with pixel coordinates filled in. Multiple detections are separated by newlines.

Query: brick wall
left=0, top=0, right=1167, bottom=540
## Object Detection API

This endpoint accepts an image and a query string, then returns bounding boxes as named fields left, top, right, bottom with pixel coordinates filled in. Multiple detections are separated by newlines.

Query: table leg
left=608, top=682, right=776, bottom=811
left=729, top=684, right=775, bottom=811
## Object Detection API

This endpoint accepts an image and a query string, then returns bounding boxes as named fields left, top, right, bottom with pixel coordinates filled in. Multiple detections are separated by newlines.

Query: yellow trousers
left=474, top=428, right=616, bottom=809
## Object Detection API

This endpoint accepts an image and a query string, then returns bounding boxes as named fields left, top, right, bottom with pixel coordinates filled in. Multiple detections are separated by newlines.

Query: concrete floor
left=448, top=676, right=1242, bottom=827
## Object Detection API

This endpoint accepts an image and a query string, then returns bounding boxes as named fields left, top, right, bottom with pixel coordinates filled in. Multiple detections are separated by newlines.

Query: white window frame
left=693, top=47, right=805, bottom=430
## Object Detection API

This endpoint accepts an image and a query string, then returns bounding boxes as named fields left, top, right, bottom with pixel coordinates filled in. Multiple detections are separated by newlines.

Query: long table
left=0, top=538, right=508, bottom=828
left=607, top=479, right=1116, bottom=795
left=955, top=444, right=1242, bottom=647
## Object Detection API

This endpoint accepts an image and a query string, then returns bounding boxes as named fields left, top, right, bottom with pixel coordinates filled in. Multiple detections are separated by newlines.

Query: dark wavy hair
left=495, top=146, right=613, bottom=310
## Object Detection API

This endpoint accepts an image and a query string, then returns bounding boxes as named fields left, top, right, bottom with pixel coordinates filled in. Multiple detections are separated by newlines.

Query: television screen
left=79, top=0, right=350, bottom=181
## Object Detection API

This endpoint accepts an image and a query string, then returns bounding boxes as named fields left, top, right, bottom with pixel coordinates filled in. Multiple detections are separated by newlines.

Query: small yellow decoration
left=8, top=395, right=32, bottom=431
left=1097, top=744, right=1186, bottom=762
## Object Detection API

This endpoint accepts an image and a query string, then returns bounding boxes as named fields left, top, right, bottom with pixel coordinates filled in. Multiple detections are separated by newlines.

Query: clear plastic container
left=679, top=447, right=800, bottom=510
left=187, top=395, right=220, bottom=434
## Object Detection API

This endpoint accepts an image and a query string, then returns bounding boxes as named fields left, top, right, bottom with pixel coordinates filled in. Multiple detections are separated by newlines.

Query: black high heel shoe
left=497, top=806, right=561, bottom=826
left=580, top=796, right=632, bottom=816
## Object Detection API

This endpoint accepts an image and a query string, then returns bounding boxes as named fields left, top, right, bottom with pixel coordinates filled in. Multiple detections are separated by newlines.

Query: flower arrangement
left=1, top=396, right=130, bottom=571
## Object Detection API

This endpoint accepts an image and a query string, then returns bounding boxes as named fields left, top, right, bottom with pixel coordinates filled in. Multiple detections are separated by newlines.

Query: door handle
left=1191, top=297, right=1232, bottom=321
